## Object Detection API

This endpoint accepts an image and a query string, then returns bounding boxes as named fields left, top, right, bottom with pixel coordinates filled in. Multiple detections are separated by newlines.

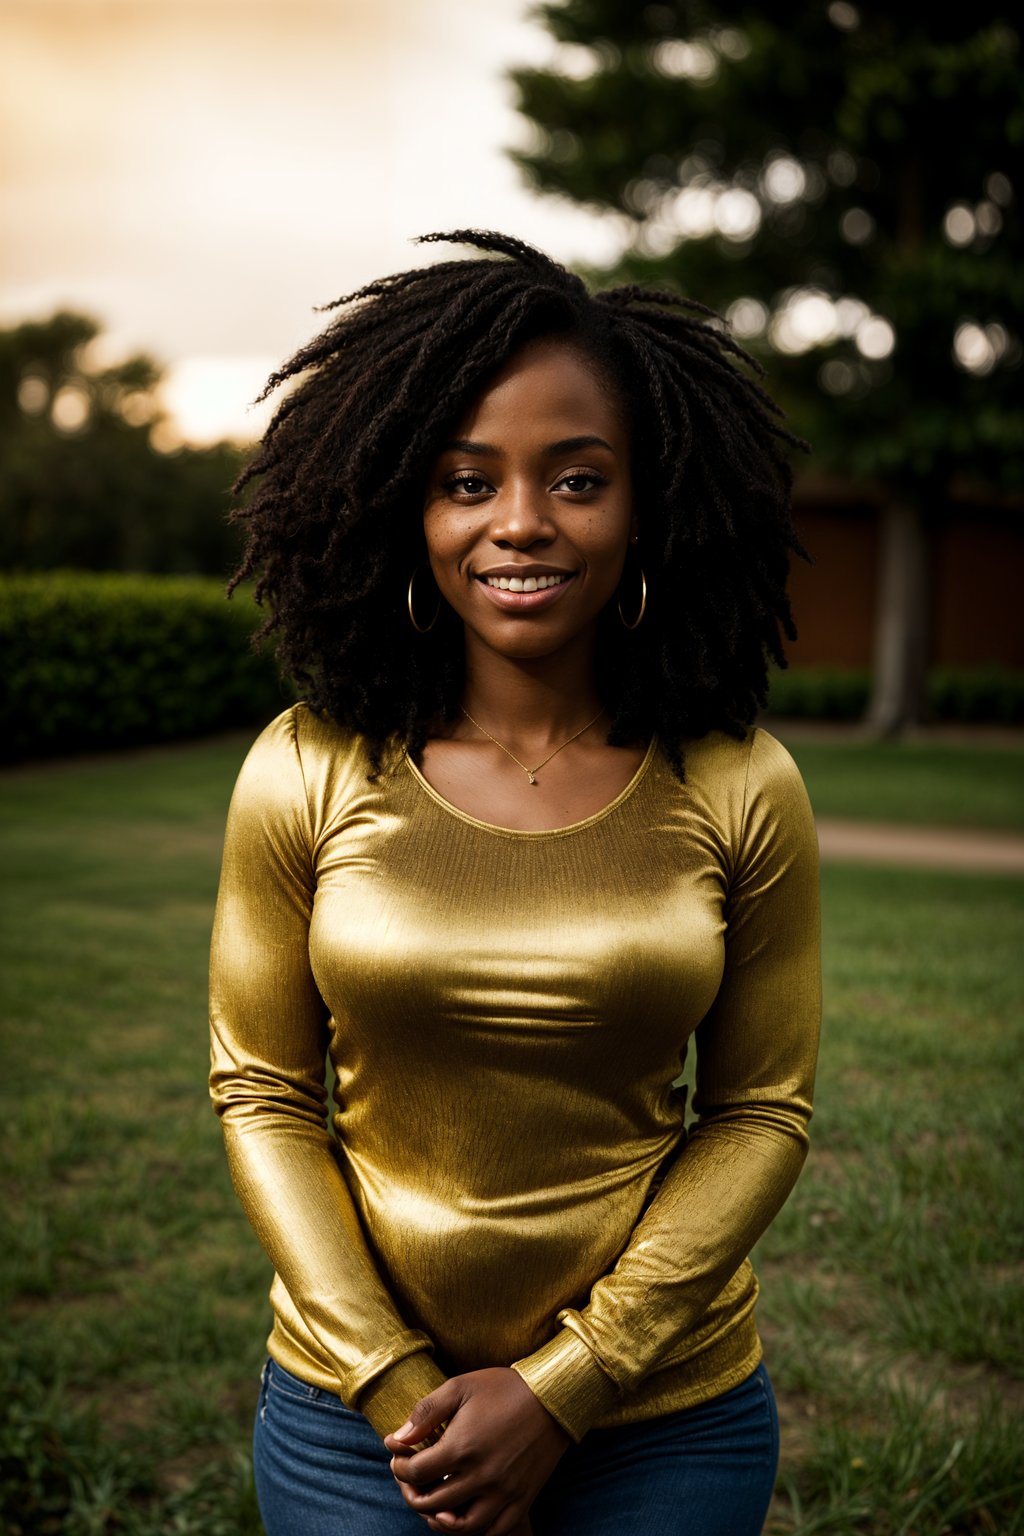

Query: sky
left=0, top=0, right=624, bottom=443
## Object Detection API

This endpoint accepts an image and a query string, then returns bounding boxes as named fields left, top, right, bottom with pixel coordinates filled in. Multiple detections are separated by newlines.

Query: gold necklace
left=460, top=705, right=604, bottom=786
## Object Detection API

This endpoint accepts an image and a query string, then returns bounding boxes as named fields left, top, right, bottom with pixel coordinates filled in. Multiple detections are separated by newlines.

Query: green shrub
left=927, top=666, right=1024, bottom=724
left=766, top=666, right=1024, bottom=723
left=5, top=576, right=1020, bottom=759
left=766, top=667, right=872, bottom=720
left=0, top=572, right=287, bottom=760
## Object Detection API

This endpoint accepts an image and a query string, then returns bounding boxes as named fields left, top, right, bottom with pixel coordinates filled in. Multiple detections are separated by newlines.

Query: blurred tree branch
left=0, top=313, right=246, bottom=577
left=509, top=2, right=1023, bottom=730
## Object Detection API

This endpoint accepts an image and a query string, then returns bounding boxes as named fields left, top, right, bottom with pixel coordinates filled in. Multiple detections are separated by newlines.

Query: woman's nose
left=486, top=483, right=555, bottom=547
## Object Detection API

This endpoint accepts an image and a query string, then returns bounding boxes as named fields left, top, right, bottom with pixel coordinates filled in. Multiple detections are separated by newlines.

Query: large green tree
left=510, top=2, right=1023, bottom=729
left=0, top=313, right=245, bottom=576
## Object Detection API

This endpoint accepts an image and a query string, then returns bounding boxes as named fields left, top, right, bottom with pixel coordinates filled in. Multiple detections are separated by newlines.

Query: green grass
left=2, top=732, right=1022, bottom=1535
left=1, top=732, right=266, bottom=1535
left=756, top=860, right=1024, bottom=1533
left=775, top=735, right=1024, bottom=832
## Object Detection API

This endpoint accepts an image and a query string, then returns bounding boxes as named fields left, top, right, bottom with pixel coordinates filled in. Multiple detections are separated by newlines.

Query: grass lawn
left=773, top=732, right=1024, bottom=833
left=1, top=729, right=1022, bottom=1535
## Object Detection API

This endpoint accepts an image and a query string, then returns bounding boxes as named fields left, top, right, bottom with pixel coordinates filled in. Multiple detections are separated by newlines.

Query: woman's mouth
left=483, top=573, right=567, bottom=592
left=475, top=571, right=576, bottom=610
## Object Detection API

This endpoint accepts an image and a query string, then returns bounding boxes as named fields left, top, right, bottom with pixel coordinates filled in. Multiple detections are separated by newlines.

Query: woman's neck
left=459, top=636, right=603, bottom=747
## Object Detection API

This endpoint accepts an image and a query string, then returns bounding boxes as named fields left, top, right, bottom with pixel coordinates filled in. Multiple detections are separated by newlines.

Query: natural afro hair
left=230, top=229, right=806, bottom=776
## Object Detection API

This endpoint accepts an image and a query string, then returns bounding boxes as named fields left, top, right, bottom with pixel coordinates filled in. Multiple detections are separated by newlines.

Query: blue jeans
left=253, top=1357, right=779, bottom=1535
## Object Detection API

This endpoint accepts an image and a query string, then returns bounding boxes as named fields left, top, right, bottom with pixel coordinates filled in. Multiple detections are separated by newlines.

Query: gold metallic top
left=209, top=705, right=820, bottom=1442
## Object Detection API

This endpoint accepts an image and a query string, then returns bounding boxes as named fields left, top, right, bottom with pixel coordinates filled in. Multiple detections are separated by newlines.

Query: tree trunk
left=865, top=498, right=930, bottom=735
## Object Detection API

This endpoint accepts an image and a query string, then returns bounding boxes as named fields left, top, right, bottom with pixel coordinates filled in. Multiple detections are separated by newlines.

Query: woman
left=209, top=230, right=820, bottom=1536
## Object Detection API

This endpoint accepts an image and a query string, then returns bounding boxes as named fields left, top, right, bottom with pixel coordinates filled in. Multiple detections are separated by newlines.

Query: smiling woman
left=210, top=231, right=821, bottom=1536
left=424, top=340, right=633, bottom=633
left=418, top=337, right=641, bottom=826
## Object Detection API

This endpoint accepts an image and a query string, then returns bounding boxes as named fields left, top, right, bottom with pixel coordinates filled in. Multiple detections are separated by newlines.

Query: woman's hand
left=383, top=1367, right=569, bottom=1535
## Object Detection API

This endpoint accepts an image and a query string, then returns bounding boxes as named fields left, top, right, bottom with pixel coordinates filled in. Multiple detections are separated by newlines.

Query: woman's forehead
left=451, top=337, right=629, bottom=441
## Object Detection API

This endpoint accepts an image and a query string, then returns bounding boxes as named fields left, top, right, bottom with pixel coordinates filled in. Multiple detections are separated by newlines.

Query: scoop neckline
left=402, top=736, right=659, bottom=840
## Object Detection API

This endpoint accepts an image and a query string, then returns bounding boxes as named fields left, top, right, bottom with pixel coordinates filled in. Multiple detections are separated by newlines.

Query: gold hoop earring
left=407, top=568, right=441, bottom=633
left=617, top=564, right=647, bottom=630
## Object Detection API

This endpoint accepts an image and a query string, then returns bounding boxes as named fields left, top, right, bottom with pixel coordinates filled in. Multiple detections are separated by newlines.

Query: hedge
left=766, top=666, right=1024, bottom=724
left=925, top=667, right=1024, bottom=725
left=0, top=571, right=287, bottom=761
left=2, top=573, right=1021, bottom=761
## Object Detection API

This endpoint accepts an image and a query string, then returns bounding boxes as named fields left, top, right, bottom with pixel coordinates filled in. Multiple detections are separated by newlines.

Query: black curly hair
left=231, top=229, right=806, bottom=776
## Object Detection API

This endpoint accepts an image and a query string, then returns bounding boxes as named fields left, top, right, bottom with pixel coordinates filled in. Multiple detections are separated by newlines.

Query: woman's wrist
left=357, top=1350, right=448, bottom=1440
left=510, top=1326, right=619, bottom=1443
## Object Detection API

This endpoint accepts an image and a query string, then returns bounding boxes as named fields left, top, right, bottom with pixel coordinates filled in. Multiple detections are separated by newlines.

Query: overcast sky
left=1, top=0, right=623, bottom=440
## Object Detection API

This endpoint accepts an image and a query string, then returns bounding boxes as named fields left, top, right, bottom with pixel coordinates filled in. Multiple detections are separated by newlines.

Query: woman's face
left=422, top=337, right=634, bottom=666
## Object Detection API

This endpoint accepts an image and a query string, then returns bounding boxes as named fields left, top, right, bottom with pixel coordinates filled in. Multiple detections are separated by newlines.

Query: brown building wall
left=787, top=505, right=878, bottom=667
left=930, top=515, right=1024, bottom=667
left=784, top=499, right=1024, bottom=670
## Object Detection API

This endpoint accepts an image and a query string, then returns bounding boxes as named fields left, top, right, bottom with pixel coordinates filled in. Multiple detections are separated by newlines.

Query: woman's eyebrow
left=545, top=435, right=615, bottom=455
left=443, top=438, right=498, bottom=456
left=441, top=434, right=615, bottom=456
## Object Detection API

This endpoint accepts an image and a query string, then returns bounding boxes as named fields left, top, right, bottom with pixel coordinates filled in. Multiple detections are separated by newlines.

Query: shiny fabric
left=253, top=1356, right=779, bottom=1536
left=209, top=705, right=820, bottom=1443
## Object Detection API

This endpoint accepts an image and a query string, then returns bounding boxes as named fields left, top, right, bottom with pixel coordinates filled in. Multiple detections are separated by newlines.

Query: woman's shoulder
left=670, top=727, right=814, bottom=852
left=680, top=724, right=803, bottom=794
left=245, top=702, right=374, bottom=768
left=231, top=704, right=380, bottom=821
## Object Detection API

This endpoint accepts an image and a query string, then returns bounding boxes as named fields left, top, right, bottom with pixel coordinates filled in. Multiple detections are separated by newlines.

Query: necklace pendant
left=458, top=704, right=605, bottom=792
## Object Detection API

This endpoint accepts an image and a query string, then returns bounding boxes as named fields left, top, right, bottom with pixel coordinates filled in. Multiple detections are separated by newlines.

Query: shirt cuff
left=511, top=1325, right=620, bottom=1442
left=355, top=1351, right=448, bottom=1439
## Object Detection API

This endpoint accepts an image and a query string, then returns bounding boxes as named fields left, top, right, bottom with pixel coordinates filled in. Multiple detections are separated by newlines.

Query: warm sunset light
left=1, top=0, right=622, bottom=445
left=156, top=357, right=279, bottom=449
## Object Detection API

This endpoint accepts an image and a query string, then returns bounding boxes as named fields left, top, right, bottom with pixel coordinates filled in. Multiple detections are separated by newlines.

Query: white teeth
left=484, top=574, right=566, bottom=591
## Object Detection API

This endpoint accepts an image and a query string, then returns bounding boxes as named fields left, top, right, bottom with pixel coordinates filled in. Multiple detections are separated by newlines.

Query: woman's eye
left=446, top=475, right=489, bottom=497
left=556, top=471, right=606, bottom=494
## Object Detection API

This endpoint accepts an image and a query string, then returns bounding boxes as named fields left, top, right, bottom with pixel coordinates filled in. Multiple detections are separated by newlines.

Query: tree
left=0, top=313, right=245, bottom=576
left=509, top=2, right=1023, bottom=730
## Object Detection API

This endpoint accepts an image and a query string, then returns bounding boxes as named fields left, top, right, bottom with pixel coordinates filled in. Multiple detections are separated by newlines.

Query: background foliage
left=510, top=1, right=1022, bottom=490
left=0, top=573, right=284, bottom=761
left=510, top=2, right=1024, bottom=728
left=766, top=665, right=1024, bottom=724
left=0, top=313, right=246, bottom=576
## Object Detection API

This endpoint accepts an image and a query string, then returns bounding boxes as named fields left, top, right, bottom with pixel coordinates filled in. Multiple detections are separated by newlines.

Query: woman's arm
left=209, top=710, right=446, bottom=1437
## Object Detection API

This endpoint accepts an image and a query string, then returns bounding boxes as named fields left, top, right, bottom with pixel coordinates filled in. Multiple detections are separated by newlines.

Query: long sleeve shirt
left=209, top=704, right=820, bottom=1442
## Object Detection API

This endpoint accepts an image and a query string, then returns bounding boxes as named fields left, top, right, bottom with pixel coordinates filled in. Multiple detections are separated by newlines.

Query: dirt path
left=816, top=818, right=1024, bottom=874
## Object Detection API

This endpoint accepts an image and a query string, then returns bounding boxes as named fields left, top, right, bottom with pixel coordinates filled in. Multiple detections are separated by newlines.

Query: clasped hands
left=384, top=1366, right=570, bottom=1536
